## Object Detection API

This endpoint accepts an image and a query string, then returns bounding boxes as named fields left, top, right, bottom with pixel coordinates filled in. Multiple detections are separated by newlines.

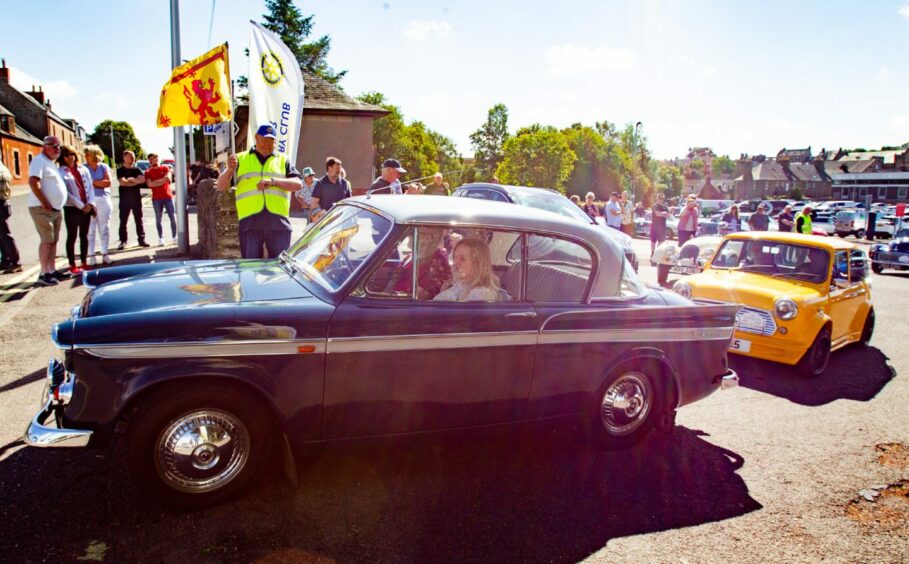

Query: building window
left=878, top=187, right=887, bottom=199
left=12, top=149, right=21, bottom=176
left=899, top=186, right=908, bottom=199
left=28, top=153, right=34, bottom=165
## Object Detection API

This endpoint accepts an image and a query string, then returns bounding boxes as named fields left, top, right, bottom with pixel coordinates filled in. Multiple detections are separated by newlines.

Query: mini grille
left=735, top=307, right=777, bottom=336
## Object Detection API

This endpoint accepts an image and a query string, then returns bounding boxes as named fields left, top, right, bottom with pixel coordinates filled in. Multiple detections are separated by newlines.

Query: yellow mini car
left=673, top=232, right=874, bottom=376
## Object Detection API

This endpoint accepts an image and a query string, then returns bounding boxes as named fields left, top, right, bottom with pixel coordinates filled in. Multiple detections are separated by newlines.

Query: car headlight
left=673, top=281, right=691, bottom=299
left=774, top=298, right=798, bottom=320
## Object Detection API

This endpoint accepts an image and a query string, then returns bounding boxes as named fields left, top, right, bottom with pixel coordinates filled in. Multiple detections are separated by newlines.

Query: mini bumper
left=25, top=401, right=92, bottom=447
left=718, top=369, right=739, bottom=390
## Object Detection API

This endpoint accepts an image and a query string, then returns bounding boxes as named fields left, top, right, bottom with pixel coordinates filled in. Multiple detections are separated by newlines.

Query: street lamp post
left=109, top=123, right=115, bottom=167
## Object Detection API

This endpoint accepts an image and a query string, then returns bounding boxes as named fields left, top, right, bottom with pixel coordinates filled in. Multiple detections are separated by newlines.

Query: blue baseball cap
left=256, top=124, right=276, bottom=139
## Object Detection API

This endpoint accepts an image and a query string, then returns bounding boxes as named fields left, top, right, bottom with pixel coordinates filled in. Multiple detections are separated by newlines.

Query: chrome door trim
left=75, top=339, right=327, bottom=359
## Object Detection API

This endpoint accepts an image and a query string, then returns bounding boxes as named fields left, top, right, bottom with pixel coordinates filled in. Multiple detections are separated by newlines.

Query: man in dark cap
left=368, top=158, right=406, bottom=194
left=216, top=124, right=303, bottom=258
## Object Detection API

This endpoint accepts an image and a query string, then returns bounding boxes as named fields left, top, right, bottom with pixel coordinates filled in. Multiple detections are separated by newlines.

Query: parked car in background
left=812, top=211, right=837, bottom=235
left=834, top=209, right=868, bottom=238
left=874, top=215, right=902, bottom=239
left=869, top=228, right=909, bottom=273
left=136, top=159, right=150, bottom=173
left=24, top=195, right=739, bottom=508
left=452, top=183, right=639, bottom=271
left=634, top=211, right=679, bottom=240
left=675, top=232, right=874, bottom=377
left=651, top=236, right=723, bottom=287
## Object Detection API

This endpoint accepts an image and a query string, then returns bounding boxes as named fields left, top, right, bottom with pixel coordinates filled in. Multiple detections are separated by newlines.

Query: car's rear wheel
left=871, top=263, right=884, bottom=274
left=125, top=385, right=275, bottom=509
left=860, top=308, right=875, bottom=345
left=588, top=362, right=662, bottom=450
left=855, top=229, right=866, bottom=239
left=797, top=326, right=831, bottom=377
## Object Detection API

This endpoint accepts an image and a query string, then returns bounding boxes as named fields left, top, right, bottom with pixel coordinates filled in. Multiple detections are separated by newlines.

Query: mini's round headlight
left=774, top=298, right=798, bottom=320
left=673, top=281, right=691, bottom=299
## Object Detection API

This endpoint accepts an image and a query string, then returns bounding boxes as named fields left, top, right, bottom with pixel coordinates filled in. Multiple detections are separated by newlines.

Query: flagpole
left=170, top=0, right=189, bottom=254
left=229, top=79, right=237, bottom=186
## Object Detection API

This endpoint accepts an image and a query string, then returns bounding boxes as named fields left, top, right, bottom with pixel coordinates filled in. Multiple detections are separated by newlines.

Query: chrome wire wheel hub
left=155, top=410, right=250, bottom=493
left=601, top=372, right=652, bottom=436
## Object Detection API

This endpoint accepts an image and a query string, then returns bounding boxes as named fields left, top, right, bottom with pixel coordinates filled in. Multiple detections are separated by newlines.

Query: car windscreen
left=709, top=239, right=830, bottom=284
left=509, top=190, right=593, bottom=224
left=286, top=205, right=393, bottom=292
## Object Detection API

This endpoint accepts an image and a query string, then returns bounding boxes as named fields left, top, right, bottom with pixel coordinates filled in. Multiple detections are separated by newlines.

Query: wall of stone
left=195, top=179, right=241, bottom=259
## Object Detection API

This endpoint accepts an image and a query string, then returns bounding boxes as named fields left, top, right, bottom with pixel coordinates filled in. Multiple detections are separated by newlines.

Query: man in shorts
left=28, top=136, right=70, bottom=286
left=650, top=192, right=670, bottom=256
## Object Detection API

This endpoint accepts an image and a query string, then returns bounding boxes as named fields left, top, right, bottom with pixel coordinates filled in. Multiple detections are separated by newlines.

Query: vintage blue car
left=25, top=196, right=739, bottom=508
left=869, top=228, right=909, bottom=273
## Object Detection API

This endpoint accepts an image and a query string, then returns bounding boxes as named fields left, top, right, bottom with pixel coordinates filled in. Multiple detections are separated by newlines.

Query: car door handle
left=506, top=311, right=537, bottom=318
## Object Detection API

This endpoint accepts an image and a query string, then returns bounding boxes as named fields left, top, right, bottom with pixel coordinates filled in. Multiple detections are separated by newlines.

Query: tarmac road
left=0, top=230, right=906, bottom=563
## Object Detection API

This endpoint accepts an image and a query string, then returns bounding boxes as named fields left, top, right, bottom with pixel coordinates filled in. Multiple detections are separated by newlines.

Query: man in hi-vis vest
left=217, top=124, right=303, bottom=258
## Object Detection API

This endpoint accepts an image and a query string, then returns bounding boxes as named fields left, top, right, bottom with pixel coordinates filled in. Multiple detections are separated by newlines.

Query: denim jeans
left=153, top=198, right=176, bottom=241
left=240, top=229, right=291, bottom=259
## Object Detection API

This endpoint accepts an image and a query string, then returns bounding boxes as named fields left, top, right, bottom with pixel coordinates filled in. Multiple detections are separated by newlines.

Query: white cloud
left=402, top=20, right=452, bottom=42
left=899, top=3, right=909, bottom=18
left=702, top=66, right=716, bottom=79
left=544, top=43, right=635, bottom=77
left=8, top=66, right=77, bottom=104
left=877, top=66, right=889, bottom=79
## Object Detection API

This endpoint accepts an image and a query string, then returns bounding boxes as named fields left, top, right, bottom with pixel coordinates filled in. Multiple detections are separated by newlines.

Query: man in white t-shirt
left=604, top=192, right=623, bottom=229
left=28, top=135, right=70, bottom=286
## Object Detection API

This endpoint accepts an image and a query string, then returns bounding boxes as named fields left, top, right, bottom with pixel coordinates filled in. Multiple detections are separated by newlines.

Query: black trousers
left=118, top=191, right=146, bottom=244
left=64, top=206, right=91, bottom=265
left=0, top=199, right=20, bottom=266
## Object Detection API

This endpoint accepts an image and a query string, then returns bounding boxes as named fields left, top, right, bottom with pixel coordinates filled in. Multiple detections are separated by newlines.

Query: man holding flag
left=216, top=124, right=302, bottom=258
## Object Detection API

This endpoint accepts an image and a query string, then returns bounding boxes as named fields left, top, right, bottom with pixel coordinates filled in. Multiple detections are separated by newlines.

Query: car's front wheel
left=871, top=263, right=884, bottom=274
left=589, top=362, right=662, bottom=450
left=125, top=385, right=275, bottom=509
left=860, top=308, right=875, bottom=345
left=855, top=229, right=866, bottom=239
left=797, top=326, right=831, bottom=377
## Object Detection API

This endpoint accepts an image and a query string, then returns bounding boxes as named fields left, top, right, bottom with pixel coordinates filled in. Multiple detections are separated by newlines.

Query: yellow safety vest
left=235, top=151, right=290, bottom=220
left=794, top=212, right=812, bottom=234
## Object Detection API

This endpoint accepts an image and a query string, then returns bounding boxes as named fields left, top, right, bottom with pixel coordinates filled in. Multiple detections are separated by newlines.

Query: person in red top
left=145, top=153, right=176, bottom=246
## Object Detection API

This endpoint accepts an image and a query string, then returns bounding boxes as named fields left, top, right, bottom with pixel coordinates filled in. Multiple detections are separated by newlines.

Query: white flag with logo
left=247, top=20, right=305, bottom=166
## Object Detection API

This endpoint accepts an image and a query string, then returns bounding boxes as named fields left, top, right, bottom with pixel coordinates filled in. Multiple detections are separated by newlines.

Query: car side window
left=524, top=235, right=592, bottom=303
left=849, top=249, right=868, bottom=282
left=833, top=250, right=849, bottom=282
left=363, top=228, right=415, bottom=299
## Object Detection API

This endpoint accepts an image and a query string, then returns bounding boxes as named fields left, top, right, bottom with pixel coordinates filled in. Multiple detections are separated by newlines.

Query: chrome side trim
left=76, top=339, right=327, bottom=359
left=327, top=331, right=538, bottom=354
left=25, top=400, right=92, bottom=448
left=719, top=369, right=739, bottom=390
left=538, top=326, right=734, bottom=345
left=540, top=304, right=740, bottom=332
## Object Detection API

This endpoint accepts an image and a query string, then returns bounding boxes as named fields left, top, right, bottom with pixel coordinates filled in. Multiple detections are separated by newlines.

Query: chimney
left=0, top=59, right=8, bottom=83
left=27, top=84, right=45, bottom=106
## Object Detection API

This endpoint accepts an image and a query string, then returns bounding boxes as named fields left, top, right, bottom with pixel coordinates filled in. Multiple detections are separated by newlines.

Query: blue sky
left=2, top=0, right=907, bottom=161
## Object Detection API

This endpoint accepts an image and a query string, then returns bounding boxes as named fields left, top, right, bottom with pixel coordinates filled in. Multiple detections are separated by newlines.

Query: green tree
left=470, top=103, right=509, bottom=176
left=655, top=162, right=684, bottom=198
left=712, top=155, right=735, bottom=176
left=87, top=120, right=144, bottom=165
left=562, top=123, right=607, bottom=162
left=495, top=127, right=576, bottom=191
left=357, top=91, right=407, bottom=169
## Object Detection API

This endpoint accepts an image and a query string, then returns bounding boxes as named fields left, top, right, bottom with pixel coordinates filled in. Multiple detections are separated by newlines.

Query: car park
left=674, top=232, right=874, bottom=377
left=869, top=228, right=909, bottom=273
left=452, top=183, right=639, bottom=271
left=24, top=195, right=739, bottom=508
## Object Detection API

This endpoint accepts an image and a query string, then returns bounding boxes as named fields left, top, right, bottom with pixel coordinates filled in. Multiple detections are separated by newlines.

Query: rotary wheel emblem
left=260, top=52, right=285, bottom=87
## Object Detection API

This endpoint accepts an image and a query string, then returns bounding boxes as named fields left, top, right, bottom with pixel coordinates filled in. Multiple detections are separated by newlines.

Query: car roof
left=724, top=231, right=857, bottom=251
left=457, top=182, right=562, bottom=197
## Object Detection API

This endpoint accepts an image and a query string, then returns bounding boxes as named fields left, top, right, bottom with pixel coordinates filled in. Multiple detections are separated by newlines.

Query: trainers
left=117, top=242, right=127, bottom=251
left=102, top=254, right=112, bottom=264
left=80, top=262, right=91, bottom=271
left=139, top=241, right=151, bottom=248
left=87, top=256, right=96, bottom=266
left=35, top=273, right=59, bottom=286
left=51, top=270, right=73, bottom=281
left=158, top=240, right=166, bottom=247
left=68, top=265, right=83, bottom=275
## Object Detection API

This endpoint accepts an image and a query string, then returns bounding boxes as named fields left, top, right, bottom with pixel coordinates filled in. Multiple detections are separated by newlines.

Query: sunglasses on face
left=45, top=143, right=61, bottom=149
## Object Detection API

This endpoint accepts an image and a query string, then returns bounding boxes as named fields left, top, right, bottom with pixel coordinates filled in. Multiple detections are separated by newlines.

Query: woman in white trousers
left=84, top=145, right=113, bottom=265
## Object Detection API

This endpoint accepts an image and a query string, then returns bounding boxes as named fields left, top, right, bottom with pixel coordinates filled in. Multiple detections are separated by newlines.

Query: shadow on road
left=733, top=345, right=895, bottom=406
left=0, top=367, right=43, bottom=395
left=0, top=422, right=760, bottom=563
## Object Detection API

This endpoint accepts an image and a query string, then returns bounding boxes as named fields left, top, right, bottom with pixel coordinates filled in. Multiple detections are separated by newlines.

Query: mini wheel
left=797, top=326, right=831, bottom=377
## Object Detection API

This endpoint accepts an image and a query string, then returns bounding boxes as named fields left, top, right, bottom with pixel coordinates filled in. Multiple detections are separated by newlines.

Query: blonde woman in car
left=433, top=237, right=500, bottom=302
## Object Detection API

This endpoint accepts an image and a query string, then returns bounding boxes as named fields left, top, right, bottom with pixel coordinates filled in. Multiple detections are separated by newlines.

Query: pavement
left=0, top=223, right=906, bottom=563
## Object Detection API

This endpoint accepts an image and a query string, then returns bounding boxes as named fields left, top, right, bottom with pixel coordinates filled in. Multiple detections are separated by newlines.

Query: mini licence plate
left=729, top=338, right=751, bottom=353
left=670, top=265, right=701, bottom=275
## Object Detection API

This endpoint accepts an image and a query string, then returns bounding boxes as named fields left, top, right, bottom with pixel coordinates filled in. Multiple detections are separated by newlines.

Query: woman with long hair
left=721, top=204, right=743, bottom=233
left=84, top=145, right=113, bottom=264
left=433, top=237, right=500, bottom=302
left=57, top=145, right=95, bottom=274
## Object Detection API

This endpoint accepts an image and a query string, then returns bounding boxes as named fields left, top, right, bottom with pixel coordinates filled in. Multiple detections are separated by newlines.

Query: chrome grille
left=735, top=307, right=777, bottom=336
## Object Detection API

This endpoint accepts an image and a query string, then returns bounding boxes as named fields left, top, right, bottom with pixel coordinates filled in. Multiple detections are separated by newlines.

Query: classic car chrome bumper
left=718, top=369, right=739, bottom=390
left=25, top=400, right=92, bottom=447
left=23, top=358, right=92, bottom=448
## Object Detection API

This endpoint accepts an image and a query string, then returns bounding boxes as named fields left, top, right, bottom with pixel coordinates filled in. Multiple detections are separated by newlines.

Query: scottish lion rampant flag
left=156, top=43, right=232, bottom=128
left=247, top=21, right=305, bottom=166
